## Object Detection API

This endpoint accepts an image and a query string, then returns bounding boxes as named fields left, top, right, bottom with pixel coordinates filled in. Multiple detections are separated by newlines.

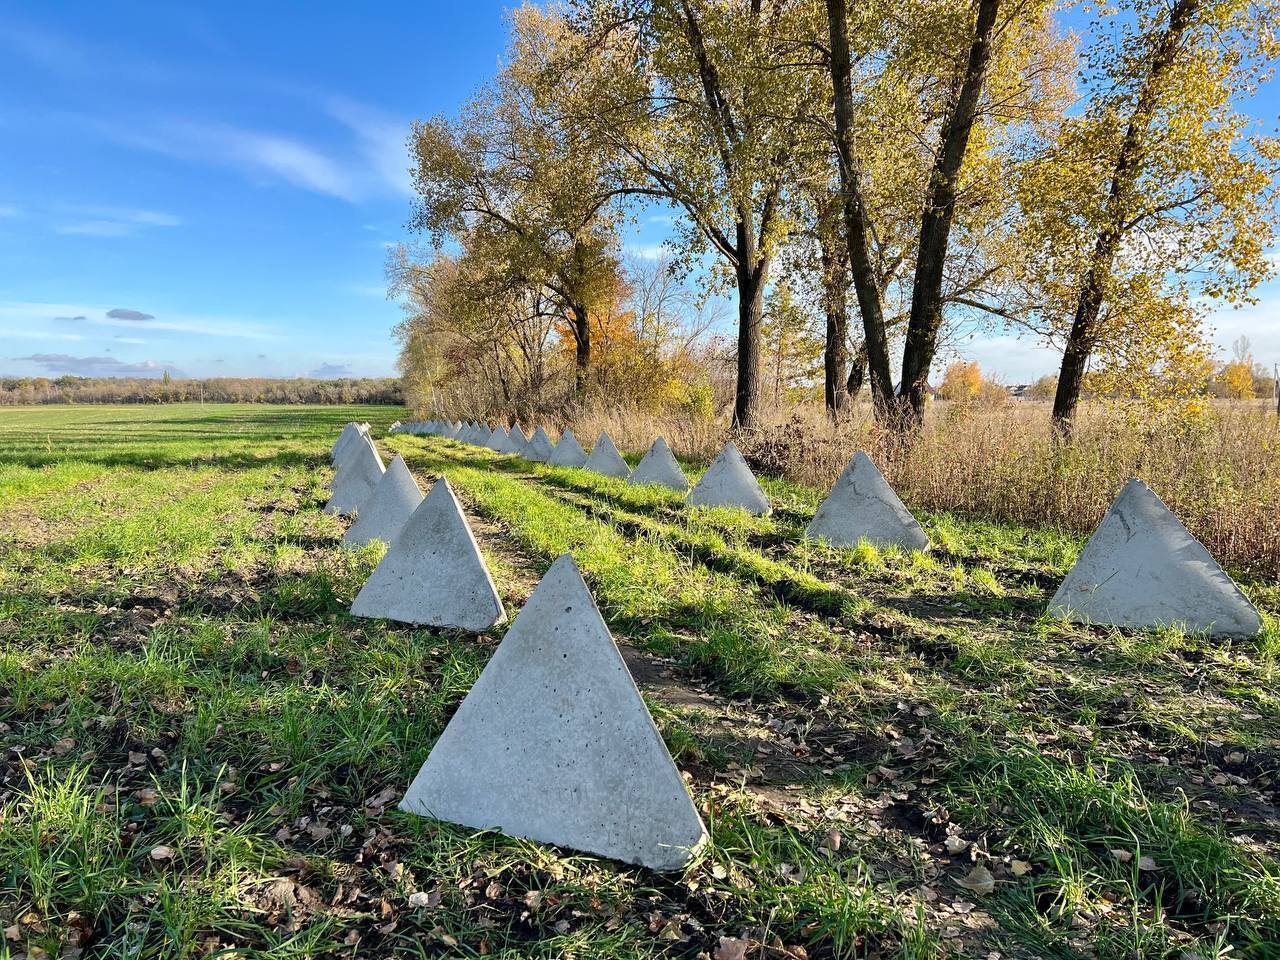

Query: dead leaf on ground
left=957, top=865, right=995, bottom=895
left=714, top=936, right=751, bottom=960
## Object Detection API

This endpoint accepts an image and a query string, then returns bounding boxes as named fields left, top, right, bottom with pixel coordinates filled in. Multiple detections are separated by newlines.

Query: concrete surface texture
left=485, top=426, right=510, bottom=452
left=332, top=423, right=364, bottom=463
left=524, top=426, right=555, bottom=462
left=628, top=437, right=688, bottom=492
left=686, top=442, right=770, bottom=515
left=548, top=429, right=589, bottom=468
left=399, top=553, right=708, bottom=870
left=324, top=434, right=386, bottom=516
left=497, top=427, right=524, bottom=455
left=350, top=476, right=506, bottom=631
left=805, top=452, right=929, bottom=551
left=1047, top=477, right=1263, bottom=637
left=342, top=454, right=424, bottom=549
left=583, top=432, right=631, bottom=479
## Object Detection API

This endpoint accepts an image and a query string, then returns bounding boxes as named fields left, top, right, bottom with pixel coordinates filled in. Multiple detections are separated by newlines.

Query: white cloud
left=0, top=301, right=286, bottom=342
left=327, top=97, right=412, bottom=197
left=625, top=242, right=668, bottom=262
left=54, top=206, right=181, bottom=238
left=1204, top=290, right=1280, bottom=363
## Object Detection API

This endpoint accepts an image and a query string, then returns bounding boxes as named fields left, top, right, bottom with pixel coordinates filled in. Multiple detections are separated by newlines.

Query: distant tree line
left=0, top=375, right=403, bottom=406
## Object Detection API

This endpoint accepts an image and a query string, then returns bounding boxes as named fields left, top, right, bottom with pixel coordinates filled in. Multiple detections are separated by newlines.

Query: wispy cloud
left=105, top=307, right=155, bottom=321
left=0, top=301, right=286, bottom=342
left=327, top=97, right=412, bottom=197
left=0, top=205, right=18, bottom=218
left=55, top=206, right=181, bottom=238
left=310, top=362, right=353, bottom=378
left=625, top=242, right=668, bottom=262
left=11, top=353, right=184, bottom=378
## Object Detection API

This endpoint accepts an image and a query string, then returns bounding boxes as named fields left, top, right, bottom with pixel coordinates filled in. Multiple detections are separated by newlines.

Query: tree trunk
left=825, top=0, right=894, bottom=418
left=818, top=198, right=850, bottom=413
left=1051, top=0, right=1201, bottom=438
left=823, top=303, right=849, bottom=413
left=846, top=339, right=867, bottom=398
left=568, top=301, right=591, bottom=398
left=898, top=0, right=1002, bottom=430
left=733, top=250, right=768, bottom=430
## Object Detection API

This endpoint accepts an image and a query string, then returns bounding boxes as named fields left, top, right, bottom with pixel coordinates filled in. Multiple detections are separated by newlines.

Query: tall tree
left=1025, top=0, right=1280, bottom=434
left=824, top=0, right=1068, bottom=427
left=406, top=10, right=625, bottom=399
left=548, top=0, right=822, bottom=428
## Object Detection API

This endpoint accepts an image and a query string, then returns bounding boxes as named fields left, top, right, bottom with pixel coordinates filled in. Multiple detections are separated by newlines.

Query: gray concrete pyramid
left=583, top=432, right=631, bottom=479
left=325, top=434, right=385, bottom=516
left=496, top=427, right=524, bottom=455
left=524, top=427, right=555, bottom=462
left=350, top=477, right=505, bottom=631
left=399, top=553, right=707, bottom=870
left=332, top=422, right=367, bottom=464
left=686, top=442, right=770, bottom=515
left=342, top=454, right=424, bottom=549
left=485, top=426, right=509, bottom=451
left=628, top=437, right=688, bottom=492
left=509, top=424, right=530, bottom=452
left=548, top=429, right=588, bottom=468
left=805, top=452, right=928, bottom=551
left=1047, top=478, right=1262, bottom=637
left=332, top=423, right=359, bottom=461
left=332, top=428, right=380, bottom=486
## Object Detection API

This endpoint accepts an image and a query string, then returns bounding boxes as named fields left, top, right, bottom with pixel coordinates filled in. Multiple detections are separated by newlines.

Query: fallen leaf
left=1138, top=855, right=1157, bottom=872
left=944, top=835, right=968, bottom=854
left=1010, top=859, right=1031, bottom=877
left=957, top=865, right=995, bottom=896
left=714, top=937, right=751, bottom=960
left=149, top=845, right=174, bottom=862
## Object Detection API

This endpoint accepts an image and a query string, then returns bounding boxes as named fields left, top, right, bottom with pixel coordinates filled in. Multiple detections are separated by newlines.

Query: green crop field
left=2, top=404, right=1278, bottom=959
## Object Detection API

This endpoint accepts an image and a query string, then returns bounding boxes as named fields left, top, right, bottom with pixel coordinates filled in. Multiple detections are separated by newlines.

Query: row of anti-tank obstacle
left=321, top=418, right=1264, bottom=873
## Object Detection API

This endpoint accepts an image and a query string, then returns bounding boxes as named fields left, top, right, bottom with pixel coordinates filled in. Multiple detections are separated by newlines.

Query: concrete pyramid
left=496, top=427, right=524, bottom=455
left=1047, top=478, right=1262, bottom=637
left=485, top=426, right=509, bottom=451
left=332, top=423, right=361, bottom=461
left=686, top=442, right=770, bottom=515
left=628, top=437, right=688, bottom=492
left=583, top=432, right=631, bottom=479
left=548, top=429, right=588, bottom=468
left=350, top=477, right=505, bottom=631
left=509, top=424, right=530, bottom=452
left=805, top=452, right=928, bottom=551
left=399, top=553, right=707, bottom=870
left=524, top=426, right=555, bottom=463
left=325, top=434, right=385, bottom=516
left=332, top=422, right=368, bottom=464
left=342, top=454, right=424, bottom=549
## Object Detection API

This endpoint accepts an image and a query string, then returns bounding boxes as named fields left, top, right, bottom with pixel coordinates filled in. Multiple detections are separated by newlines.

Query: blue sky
left=0, top=3, right=1275, bottom=383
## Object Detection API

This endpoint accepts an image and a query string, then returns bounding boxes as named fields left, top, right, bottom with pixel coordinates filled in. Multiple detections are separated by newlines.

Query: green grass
left=2, top=403, right=1278, bottom=959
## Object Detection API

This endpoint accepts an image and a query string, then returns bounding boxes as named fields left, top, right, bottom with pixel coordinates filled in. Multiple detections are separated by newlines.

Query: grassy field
left=2, top=403, right=1279, bottom=960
